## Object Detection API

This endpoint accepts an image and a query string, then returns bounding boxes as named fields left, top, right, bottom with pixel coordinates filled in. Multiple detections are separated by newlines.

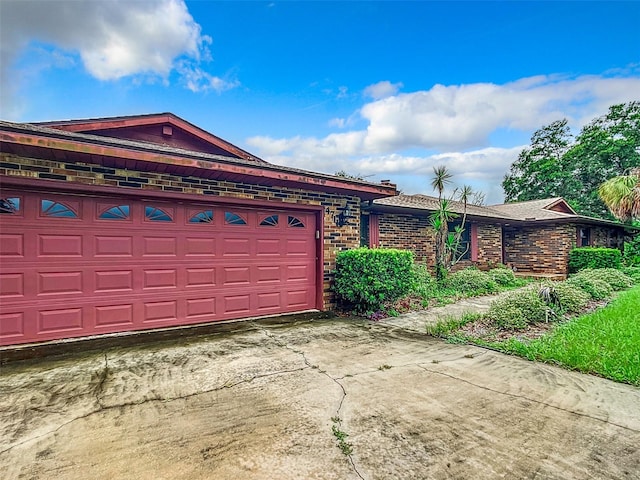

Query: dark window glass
left=259, top=215, right=279, bottom=226
left=448, top=221, right=471, bottom=260
left=288, top=216, right=305, bottom=228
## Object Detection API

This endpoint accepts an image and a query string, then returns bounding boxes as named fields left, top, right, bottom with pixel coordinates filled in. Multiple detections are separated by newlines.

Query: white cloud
left=247, top=70, right=640, bottom=203
left=363, top=80, right=403, bottom=99
left=0, top=0, right=235, bottom=116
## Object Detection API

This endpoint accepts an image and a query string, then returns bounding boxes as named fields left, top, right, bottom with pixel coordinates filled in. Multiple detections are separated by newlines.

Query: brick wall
left=503, top=224, right=575, bottom=278
left=378, top=213, right=435, bottom=264
left=378, top=213, right=503, bottom=271
left=0, top=153, right=361, bottom=308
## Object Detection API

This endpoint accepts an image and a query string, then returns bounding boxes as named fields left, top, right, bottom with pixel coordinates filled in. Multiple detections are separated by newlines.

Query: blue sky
left=2, top=1, right=639, bottom=203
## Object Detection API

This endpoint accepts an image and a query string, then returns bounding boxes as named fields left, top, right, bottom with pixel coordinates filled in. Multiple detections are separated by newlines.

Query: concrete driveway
left=1, top=316, right=639, bottom=479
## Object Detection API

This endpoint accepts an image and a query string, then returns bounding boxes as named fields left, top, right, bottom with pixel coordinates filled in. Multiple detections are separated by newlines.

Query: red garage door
left=0, top=190, right=318, bottom=346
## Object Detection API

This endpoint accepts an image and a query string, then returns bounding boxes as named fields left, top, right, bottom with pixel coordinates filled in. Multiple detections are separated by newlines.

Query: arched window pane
left=288, top=216, right=304, bottom=228
left=225, top=212, right=247, bottom=225
left=42, top=199, right=78, bottom=218
left=99, top=205, right=130, bottom=220
left=0, top=197, right=20, bottom=214
left=259, top=214, right=279, bottom=226
left=189, top=210, right=214, bottom=223
left=145, top=206, right=172, bottom=222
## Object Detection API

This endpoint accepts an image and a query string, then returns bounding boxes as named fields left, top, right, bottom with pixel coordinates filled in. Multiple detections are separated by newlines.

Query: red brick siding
left=378, top=213, right=435, bottom=264
left=503, top=224, right=575, bottom=277
left=378, top=214, right=503, bottom=271
left=1, top=153, right=361, bottom=308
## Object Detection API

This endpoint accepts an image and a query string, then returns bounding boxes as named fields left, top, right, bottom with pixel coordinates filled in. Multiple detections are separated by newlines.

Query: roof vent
left=162, top=126, right=173, bottom=137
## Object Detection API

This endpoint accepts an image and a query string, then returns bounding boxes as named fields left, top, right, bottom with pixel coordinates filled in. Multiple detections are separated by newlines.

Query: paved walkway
left=376, top=290, right=516, bottom=334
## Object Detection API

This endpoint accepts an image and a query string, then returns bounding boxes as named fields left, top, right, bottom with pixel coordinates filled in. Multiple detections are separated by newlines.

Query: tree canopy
left=502, top=101, right=640, bottom=219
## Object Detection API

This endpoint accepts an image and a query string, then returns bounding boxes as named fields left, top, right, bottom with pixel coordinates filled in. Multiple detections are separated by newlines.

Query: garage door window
left=99, top=205, right=130, bottom=220
left=145, top=206, right=172, bottom=222
left=41, top=199, right=78, bottom=218
left=0, top=197, right=20, bottom=214
left=225, top=212, right=247, bottom=225
left=259, top=214, right=279, bottom=226
left=288, top=216, right=304, bottom=228
left=189, top=210, right=214, bottom=223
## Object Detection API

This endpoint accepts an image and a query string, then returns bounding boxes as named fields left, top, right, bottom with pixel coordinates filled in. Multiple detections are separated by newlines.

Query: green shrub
left=444, top=268, right=498, bottom=295
left=567, top=275, right=613, bottom=300
left=333, top=248, right=415, bottom=312
left=487, top=267, right=517, bottom=287
left=487, top=288, right=550, bottom=330
left=576, top=268, right=633, bottom=291
left=411, top=263, right=437, bottom=298
left=568, top=247, right=622, bottom=273
left=545, top=281, right=591, bottom=314
left=621, top=266, right=640, bottom=284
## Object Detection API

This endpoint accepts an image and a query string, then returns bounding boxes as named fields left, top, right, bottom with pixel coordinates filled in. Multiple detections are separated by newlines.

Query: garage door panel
left=37, top=271, right=83, bottom=295
left=143, top=301, right=178, bottom=323
left=95, top=235, right=134, bottom=257
left=222, top=238, right=250, bottom=256
left=95, top=270, right=134, bottom=292
left=186, top=268, right=216, bottom=287
left=38, top=234, right=83, bottom=257
left=185, top=237, right=216, bottom=256
left=0, top=233, right=24, bottom=257
left=38, top=307, right=83, bottom=333
left=224, top=294, right=251, bottom=314
left=0, top=190, right=318, bottom=346
left=143, top=237, right=177, bottom=256
left=1, top=273, right=24, bottom=298
left=0, top=312, right=25, bottom=338
left=143, top=269, right=178, bottom=289
left=95, top=304, right=134, bottom=327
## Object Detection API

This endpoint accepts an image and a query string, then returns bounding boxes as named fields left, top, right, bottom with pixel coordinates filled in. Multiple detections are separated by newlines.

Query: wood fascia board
left=0, top=130, right=396, bottom=198
left=43, top=113, right=261, bottom=162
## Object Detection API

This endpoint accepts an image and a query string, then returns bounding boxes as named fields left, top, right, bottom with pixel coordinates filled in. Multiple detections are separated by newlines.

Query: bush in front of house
left=333, top=248, right=415, bottom=312
left=567, top=274, right=613, bottom=300
left=487, top=267, right=518, bottom=287
left=486, top=287, right=550, bottom=330
left=410, top=263, right=437, bottom=298
left=545, top=281, right=591, bottom=314
left=443, top=268, right=498, bottom=295
left=574, top=268, right=633, bottom=291
left=568, top=247, right=622, bottom=273
left=621, top=266, right=640, bottom=284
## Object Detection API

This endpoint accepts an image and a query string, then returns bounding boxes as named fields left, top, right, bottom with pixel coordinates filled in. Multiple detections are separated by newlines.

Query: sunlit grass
left=493, top=285, right=640, bottom=386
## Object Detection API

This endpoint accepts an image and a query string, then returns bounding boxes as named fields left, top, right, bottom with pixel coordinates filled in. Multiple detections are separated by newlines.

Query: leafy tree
left=503, top=101, right=640, bottom=219
left=429, top=166, right=473, bottom=281
left=502, top=119, right=575, bottom=202
left=598, top=168, right=640, bottom=222
left=564, top=102, right=640, bottom=218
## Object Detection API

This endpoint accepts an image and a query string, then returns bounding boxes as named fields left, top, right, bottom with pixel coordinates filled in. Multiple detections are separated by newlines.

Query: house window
left=578, top=227, right=591, bottom=247
left=360, top=214, right=370, bottom=247
left=448, top=222, right=471, bottom=260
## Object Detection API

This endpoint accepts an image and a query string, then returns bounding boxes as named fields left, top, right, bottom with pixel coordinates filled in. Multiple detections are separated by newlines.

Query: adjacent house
left=0, top=113, right=394, bottom=346
left=364, top=194, right=632, bottom=277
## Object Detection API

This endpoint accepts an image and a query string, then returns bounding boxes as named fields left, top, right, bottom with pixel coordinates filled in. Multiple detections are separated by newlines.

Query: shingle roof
left=372, top=194, right=630, bottom=228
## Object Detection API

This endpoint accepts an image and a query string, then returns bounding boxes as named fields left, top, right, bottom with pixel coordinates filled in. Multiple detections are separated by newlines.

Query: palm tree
left=598, top=168, right=640, bottom=222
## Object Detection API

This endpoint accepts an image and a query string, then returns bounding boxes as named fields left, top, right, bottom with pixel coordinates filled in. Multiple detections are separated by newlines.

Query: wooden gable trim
left=545, top=198, right=576, bottom=214
left=37, top=113, right=264, bottom=163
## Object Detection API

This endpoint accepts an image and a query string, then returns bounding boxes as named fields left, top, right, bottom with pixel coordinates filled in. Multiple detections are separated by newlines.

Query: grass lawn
left=488, top=285, right=640, bottom=386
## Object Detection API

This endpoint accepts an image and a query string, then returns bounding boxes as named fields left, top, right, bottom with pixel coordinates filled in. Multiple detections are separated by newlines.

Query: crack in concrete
left=252, top=323, right=365, bottom=480
left=93, top=353, right=109, bottom=408
left=0, top=362, right=308, bottom=456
